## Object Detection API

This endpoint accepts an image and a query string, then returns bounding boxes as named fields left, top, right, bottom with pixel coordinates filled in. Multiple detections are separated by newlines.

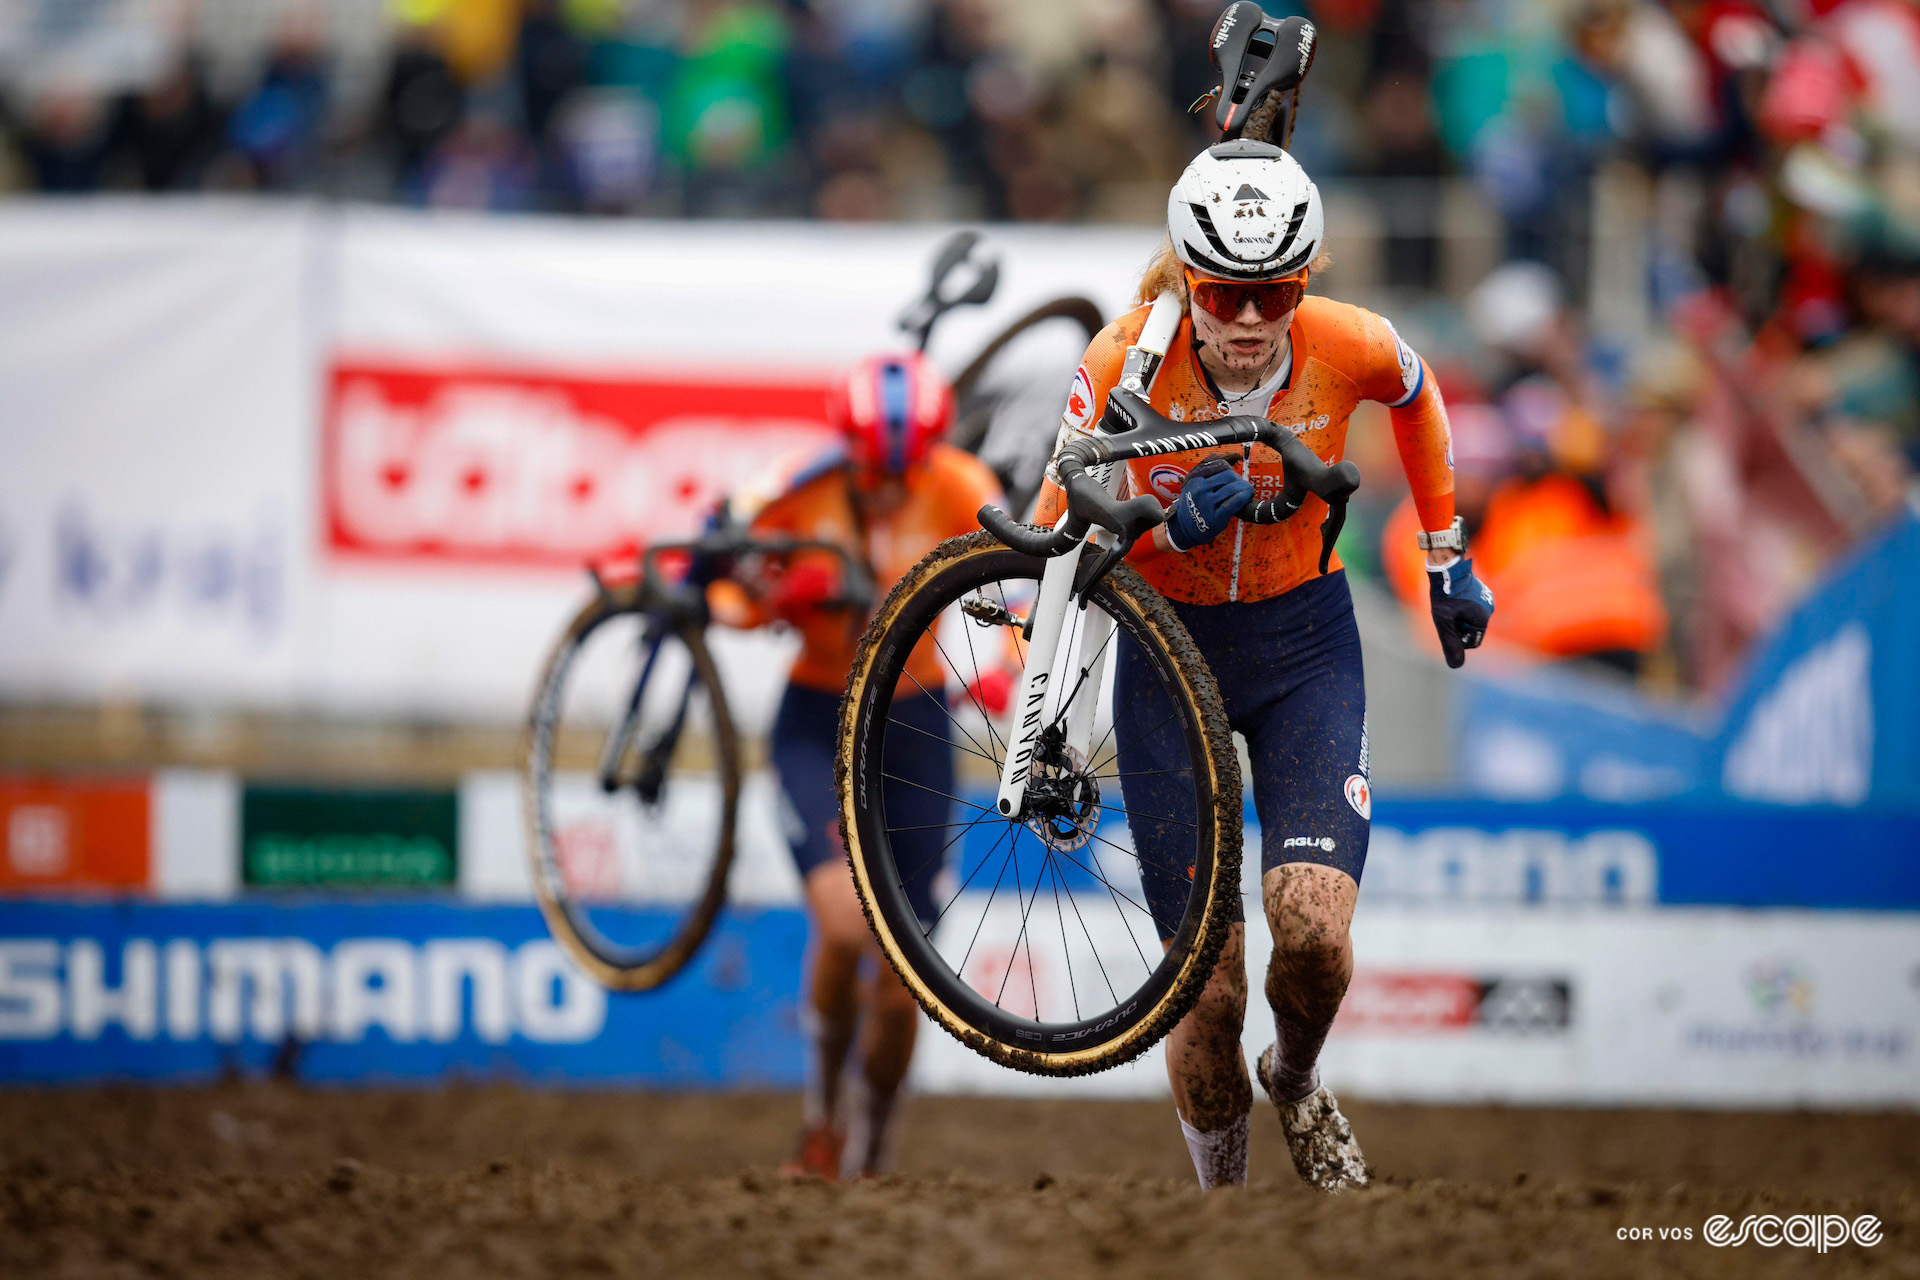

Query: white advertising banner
left=0, top=199, right=1159, bottom=721
left=0, top=201, right=318, bottom=706
left=911, top=906, right=1920, bottom=1108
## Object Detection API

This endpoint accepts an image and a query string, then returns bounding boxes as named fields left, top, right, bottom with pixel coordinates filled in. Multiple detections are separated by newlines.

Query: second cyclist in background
left=710, top=353, right=1006, bottom=1180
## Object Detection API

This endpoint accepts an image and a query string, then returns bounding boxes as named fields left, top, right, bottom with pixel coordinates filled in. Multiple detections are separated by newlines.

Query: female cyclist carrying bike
left=1033, top=141, right=1495, bottom=1192
left=711, top=353, right=1006, bottom=1180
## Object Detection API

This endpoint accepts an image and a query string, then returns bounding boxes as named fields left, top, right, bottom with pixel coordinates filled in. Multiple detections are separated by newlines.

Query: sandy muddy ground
left=3, top=1087, right=1914, bottom=1278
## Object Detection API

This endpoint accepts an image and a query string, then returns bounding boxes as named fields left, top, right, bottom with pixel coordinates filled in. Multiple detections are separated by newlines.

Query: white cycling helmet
left=1167, top=139, right=1324, bottom=281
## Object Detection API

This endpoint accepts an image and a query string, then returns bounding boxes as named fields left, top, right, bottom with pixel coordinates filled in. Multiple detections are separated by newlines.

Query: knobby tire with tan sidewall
left=836, top=530, right=1241, bottom=1075
left=523, top=583, right=742, bottom=992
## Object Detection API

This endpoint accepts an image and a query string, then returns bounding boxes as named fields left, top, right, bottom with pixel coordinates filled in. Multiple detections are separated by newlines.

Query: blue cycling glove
left=1428, top=556, right=1495, bottom=669
left=1165, top=455, right=1254, bottom=552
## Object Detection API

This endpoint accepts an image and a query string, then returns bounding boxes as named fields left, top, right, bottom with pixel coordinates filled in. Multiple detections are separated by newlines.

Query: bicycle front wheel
left=524, top=584, right=742, bottom=991
left=837, top=531, right=1241, bottom=1075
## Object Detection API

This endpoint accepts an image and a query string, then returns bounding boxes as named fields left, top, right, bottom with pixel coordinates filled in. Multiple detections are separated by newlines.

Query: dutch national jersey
left=713, top=442, right=1005, bottom=694
left=1036, top=295, right=1457, bottom=606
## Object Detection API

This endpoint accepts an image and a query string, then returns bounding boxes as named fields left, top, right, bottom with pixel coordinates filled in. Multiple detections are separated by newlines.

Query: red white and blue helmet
left=830, top=352, right=952, bottom=479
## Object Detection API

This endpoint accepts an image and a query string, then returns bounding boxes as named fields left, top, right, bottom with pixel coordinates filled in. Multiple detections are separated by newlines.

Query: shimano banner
left=0, top=900, right=804, bottom=1086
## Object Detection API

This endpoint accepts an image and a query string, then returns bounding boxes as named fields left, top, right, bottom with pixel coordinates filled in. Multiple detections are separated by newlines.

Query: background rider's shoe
left=1257, top=1044, right=1372, bottom=1192
left=780, top=1123, right=846, bottom=1181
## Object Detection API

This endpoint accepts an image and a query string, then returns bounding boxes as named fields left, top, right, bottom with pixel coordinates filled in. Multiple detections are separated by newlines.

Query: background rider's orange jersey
left=711, top=442, right=1003, bottom=695
left=1036, top=295, right=1457, bottom=606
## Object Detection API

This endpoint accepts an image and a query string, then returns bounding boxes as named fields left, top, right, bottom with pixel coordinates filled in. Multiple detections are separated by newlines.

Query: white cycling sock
left=843, top=1071, right=905, bottom=1178
left=1179, top=1110, right=1250, bottom=1190
left=799, top=1008, right=853, bottom=1129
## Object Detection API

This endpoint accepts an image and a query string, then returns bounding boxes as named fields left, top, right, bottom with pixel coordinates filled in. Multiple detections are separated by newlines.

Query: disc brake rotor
left=1023, top=740, right=1101, bottom=853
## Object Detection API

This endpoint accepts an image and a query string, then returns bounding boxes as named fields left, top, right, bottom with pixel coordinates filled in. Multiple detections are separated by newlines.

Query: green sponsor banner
left=241, top=786, right=457, bottom=890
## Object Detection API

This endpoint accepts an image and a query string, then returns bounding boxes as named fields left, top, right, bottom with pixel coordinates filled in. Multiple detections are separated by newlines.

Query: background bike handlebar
left=975, top=387, right=1360, bottom=578
left=639, top=523, right=876, bottom=614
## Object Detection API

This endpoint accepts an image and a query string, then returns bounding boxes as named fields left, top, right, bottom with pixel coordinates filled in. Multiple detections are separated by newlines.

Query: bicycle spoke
left=957, top=827, right=1019, bottom=977
left=948, top=619, right=1008, bottom=760
left=928, top=817, right=1013, bottom=931
left=1051, top=844, right=1155, bottom=975
left=994, top=582, right=1028, bottom=666
left=881, top=772, right=996, bottom=814
left=1047, top=854, right=1080, bottom=1022
left=886, top=713, right=995, bottom=765
left=900, top=667, right=999, bottom=765
left=887, top=819, right=989, bottom=835
left=1091, top=705, right=1185, bottom=776
left=1084, top=824, right=1199, bottom=929
left=931, top=806, right=995, bottom=863
left=1059, top=854, right=1119, bottom=1008
left=995, top=837, right=1040, bottom=1009
left=1093, top=800, right=1196, bottom=829
left=1048, top=841, right=1156, bottom=922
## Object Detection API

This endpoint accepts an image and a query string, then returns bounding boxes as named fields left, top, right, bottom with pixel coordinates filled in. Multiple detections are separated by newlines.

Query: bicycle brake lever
left=1312, top=461, right=1360, bottom=575
left=1318, top=496, right=1346, bottom=576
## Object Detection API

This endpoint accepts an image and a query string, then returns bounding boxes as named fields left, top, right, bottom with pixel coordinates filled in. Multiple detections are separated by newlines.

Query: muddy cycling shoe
left=780, top=1123, right=845, bottom=1181
left=1257, top=1045, right=1372, bottom=1192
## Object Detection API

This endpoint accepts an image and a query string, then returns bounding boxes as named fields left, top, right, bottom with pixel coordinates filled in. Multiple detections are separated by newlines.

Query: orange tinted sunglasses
left=1185, top=269, right=1308, bottom=323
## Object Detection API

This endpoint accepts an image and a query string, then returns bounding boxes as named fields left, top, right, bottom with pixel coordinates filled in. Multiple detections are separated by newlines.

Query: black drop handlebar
left=976, top=387, right=1360, bottom=594
left=634, top=505, right=876, bottom=619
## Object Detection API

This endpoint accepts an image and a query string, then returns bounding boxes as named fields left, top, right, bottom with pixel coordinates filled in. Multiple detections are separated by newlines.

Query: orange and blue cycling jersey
left=1036, top=294, right=1457, bottom=605
left=711, top=441, right=1004, bottom=694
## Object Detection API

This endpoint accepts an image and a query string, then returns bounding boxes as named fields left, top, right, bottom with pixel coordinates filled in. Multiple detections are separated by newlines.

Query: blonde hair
left=1136, top=236, right=1331, bottom=306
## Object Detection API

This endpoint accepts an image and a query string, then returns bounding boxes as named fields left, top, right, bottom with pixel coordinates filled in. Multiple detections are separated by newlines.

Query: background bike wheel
left=947, top=296, right=1103, bottom=514
left=524, top=584, right=742, bottom=991
left=838, top=531, right=1241, bottom=1075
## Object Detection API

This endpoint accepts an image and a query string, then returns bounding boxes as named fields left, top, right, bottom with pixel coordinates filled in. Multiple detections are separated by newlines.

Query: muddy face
left=1192, top=296, right=1294, bottom=390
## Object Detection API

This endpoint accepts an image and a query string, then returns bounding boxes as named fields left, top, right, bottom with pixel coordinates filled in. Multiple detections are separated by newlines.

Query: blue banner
left=1713, top=512, right=1920, bottom=807
left=1453, top=667, right=1711, bottom=803
left=1445, top=511, right=1920, bottom=808
left=1368, top=799, right=1920, bottom=911
left=0, top=900, right=807, bottom=1085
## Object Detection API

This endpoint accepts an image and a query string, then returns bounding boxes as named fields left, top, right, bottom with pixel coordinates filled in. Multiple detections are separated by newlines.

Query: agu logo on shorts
left=1344, top=774, right=1371, bottom=820
left=1147, top=465, right=1188, bottom=501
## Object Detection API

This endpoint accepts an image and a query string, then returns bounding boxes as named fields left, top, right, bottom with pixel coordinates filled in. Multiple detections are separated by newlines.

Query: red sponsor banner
left=0, top=776, right=151, bottom=894
left=322, top=362, right=837, bottom=568
left=1334, top=970, right=1481, bottom=1032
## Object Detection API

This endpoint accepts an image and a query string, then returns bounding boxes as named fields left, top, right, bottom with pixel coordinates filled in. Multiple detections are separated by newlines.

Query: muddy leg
left=1260, top=863, right=1357, bottom=1101
left=1163, top=924, right=1251, bottom=1188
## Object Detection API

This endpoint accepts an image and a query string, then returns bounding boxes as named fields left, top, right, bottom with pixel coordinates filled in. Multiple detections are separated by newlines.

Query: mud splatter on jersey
left=1037, top=295, right=1456, bottom=605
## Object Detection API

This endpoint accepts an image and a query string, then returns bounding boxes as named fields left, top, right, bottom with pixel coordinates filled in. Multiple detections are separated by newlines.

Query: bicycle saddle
left=1208, top=4, right=1316, bottom=140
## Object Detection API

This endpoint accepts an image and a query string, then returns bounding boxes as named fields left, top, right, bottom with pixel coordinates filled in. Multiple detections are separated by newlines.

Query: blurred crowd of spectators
left=3, top=0, right=1918, bottom=694
left=1352, top=0, right=1920, bottom=692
